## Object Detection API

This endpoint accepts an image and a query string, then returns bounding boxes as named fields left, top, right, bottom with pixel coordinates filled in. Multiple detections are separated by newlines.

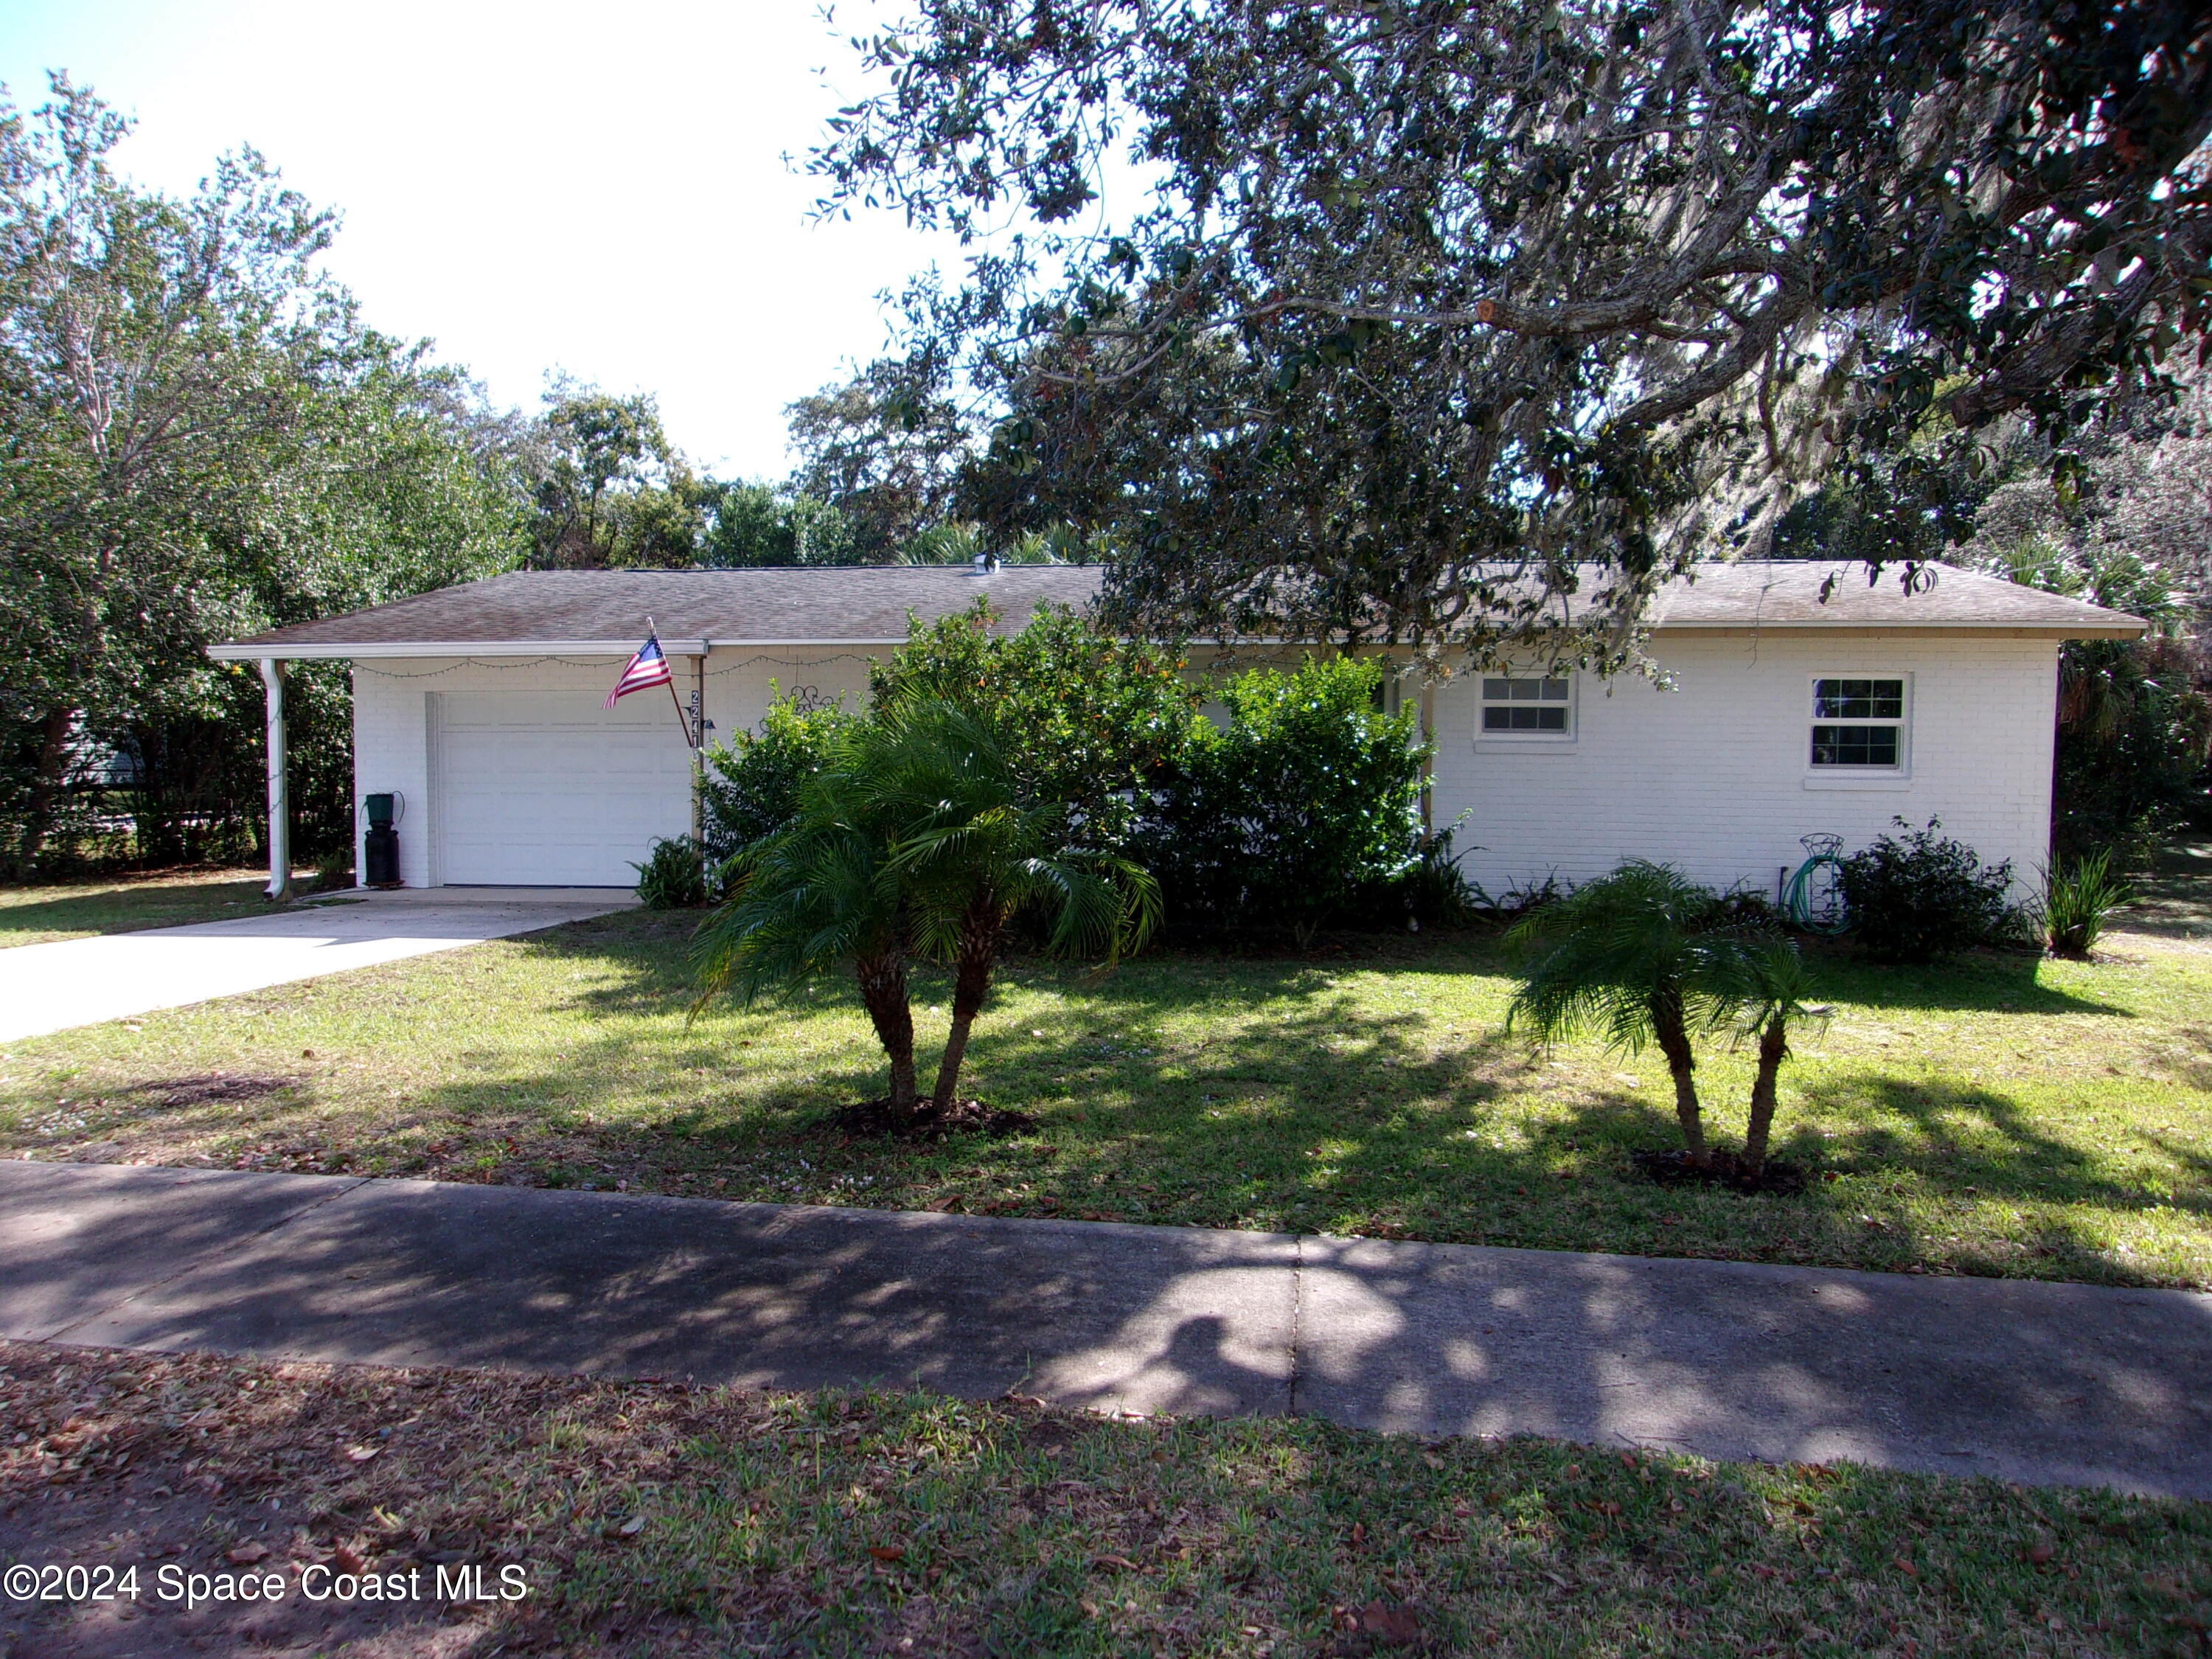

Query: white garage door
left=434, top=691, right=692, bottom=886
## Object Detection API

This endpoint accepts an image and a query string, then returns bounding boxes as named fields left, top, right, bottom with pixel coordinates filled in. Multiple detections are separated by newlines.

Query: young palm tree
left=1723, top=930, right=1832, bottom=1178
left=694, top=700, right=1158, bottom=1121
left=693, top=774, right=921, bottom=1115
left=1505, top=862, right=1743, bottom=1168
left=863, top=701, right=1161, bottom=1111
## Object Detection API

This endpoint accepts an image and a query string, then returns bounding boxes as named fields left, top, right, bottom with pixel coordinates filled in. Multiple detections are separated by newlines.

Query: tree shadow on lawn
left=1779, top=1071, right=2208, bottom=1283
left=2143, top=1023, right=2212, bottom=1095
left=341, top=926, right=2198, bottom=1288
left=380, top=944, right=1492, bottom=1199
left=1794, top=1071, right=2205, bottom=1211
left=0, top=873, right=280, bottom=943
left=1801, top=945, right=2131, bottom=1018
left=512, top=909, right=2132, bottom=1029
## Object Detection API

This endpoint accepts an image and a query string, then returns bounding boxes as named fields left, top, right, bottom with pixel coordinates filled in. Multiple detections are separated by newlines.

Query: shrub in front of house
left=700, top=692, right=853, bottom=866
left=632, top=835, right=709, bottom=908
left=1385, top=826, right=1481, bottom=931
left=2041, top=846, right=2134, bottom=958
left=706, top=624, right=1445, bottom=943
left=1140, top=655, right=1428, bottom=942
left=1837, top=817, right=2019, bottom=964
left=869, top=599, right=1197, bottom=852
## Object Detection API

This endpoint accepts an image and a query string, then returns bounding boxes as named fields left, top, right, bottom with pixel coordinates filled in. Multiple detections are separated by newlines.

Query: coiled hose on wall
left=1783, top=833, right=1851, bottom=934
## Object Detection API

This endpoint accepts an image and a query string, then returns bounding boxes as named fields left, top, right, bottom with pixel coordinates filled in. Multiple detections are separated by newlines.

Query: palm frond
left=1504, top=860, right=1753, bottom=1051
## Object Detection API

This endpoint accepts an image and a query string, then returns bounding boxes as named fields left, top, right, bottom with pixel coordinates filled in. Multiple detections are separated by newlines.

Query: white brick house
left=209, top=561, right=2143, bottom=900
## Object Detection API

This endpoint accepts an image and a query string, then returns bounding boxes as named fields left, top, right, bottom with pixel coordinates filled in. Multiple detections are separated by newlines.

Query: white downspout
left=259, top=658, right=292, bottom=902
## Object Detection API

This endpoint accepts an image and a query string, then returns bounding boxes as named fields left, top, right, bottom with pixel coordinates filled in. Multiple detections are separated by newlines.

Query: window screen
left=1481, top=676, right=1571, bottom=734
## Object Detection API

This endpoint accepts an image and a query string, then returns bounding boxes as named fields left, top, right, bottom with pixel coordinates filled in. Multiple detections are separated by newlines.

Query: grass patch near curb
left=0, top=869, right=323, bottom=947
left=1, top=908, right=2208, bottom=1288
left=4, top=1340, right=2207, bottom=1658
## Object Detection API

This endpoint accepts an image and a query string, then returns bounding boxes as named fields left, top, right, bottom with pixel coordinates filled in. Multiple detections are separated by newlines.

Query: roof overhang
left=206, top=616, right=2149, bottom=662
left=1655, top=619, right=2147, bottom=639
left=207, top=639, right=715, bottom=662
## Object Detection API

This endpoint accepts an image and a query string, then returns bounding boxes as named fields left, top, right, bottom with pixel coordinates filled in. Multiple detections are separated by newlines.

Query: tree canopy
left=785, top=358, right=974, bottom=563
left=813, top=0, right=2212, bottom=664
left=0, top=75, right=525, bottom=869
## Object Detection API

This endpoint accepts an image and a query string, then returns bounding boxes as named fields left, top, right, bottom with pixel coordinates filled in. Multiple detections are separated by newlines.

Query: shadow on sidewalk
left=5, top=1163, right=2209, bottom=1498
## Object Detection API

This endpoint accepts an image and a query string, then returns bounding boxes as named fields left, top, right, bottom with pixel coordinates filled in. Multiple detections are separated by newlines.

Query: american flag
left=605, top=633, right=674, bottom=708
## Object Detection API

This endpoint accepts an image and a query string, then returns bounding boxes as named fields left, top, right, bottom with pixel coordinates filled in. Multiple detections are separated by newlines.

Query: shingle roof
left=206, top=566, right=1107, bottom=658
left=207, top=560, right=2143, bottom=660
left=1648, top=561, right=2143, bottom=633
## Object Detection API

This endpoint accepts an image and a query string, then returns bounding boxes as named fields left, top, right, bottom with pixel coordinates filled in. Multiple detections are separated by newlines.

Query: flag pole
left=647, top=615, right=692, bottom=747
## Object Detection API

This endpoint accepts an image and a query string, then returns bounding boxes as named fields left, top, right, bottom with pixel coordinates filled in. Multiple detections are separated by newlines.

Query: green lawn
left=4, top=1340, right=2205, bottom=1658
left=0, top=868, right=327, bottom=947
left=3, top=905, right=2207, bottom=1289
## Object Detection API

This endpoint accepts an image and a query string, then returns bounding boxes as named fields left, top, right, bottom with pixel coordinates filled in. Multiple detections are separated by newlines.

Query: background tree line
left=0, top=77, right=980, bottom=880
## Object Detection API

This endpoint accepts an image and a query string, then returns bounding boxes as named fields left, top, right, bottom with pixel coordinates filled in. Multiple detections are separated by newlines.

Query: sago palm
left=1505, top=862, right=1744, bottom=1167
left=692, top=768, right=921, bottom=1115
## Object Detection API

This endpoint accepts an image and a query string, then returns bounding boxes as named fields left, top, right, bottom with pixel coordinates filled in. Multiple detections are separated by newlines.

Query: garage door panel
left=436, top=692, right=691, bottom=886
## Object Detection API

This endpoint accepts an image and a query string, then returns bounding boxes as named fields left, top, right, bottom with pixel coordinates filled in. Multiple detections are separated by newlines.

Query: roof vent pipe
left=973, top=550, right=1000, bottom=574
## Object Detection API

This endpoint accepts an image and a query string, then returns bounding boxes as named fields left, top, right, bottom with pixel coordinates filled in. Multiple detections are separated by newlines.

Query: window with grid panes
left=1481, top=675, right=1572, bottom=734
left=1810, top=677, right=1904, bottom=767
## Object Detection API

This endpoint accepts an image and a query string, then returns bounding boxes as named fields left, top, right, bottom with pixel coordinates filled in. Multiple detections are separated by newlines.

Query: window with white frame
left=1481, top=674, right=1573, bottom=735
left=1810, top=676, right=1905, bottom=768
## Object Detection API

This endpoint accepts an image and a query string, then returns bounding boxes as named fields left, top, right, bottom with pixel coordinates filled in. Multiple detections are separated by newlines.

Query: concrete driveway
left=0, top=891, right=632, bottom=1043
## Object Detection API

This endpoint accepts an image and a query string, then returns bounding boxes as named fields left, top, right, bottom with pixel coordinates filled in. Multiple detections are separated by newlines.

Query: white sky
left=0, top=0, right=975, bottom=479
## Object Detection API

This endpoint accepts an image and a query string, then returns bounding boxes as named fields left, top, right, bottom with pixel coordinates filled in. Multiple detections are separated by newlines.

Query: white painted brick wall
left=1427, top=628, right=2059, bottom=902
left=354, top=628, right=2059, bottom=896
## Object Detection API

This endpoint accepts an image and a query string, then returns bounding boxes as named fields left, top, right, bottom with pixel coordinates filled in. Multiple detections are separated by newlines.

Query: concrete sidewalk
left=3, top=1161, right=2208, bottom=1498
left=0, top=893, right=630, bottom=1043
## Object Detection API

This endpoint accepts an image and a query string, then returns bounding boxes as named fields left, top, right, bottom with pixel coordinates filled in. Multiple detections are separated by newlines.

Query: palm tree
left=693, top=773, right=921, bottom=1114
left=1505, top=862, right=1743, bottom=1168
left=1722, top=930, right=1831, bottom=1178
left=694, top=700, right=1158, bottom=1121
left=864, top=701, right=1160, bottom=1111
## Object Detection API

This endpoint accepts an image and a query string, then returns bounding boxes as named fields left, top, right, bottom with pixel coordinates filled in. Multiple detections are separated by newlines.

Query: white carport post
left=259, top=658, right=292, bottom=902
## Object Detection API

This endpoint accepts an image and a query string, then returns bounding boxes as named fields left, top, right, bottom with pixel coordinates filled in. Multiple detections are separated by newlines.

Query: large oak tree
left=813, top=0, right=2212, bottom=665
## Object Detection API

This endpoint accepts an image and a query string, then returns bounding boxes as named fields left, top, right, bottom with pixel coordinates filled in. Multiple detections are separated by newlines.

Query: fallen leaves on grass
left=131, top=1073, right=296, bottom=1107
left=1336, top=1600, right=1423, bottom=1644
left=3, top=1333, right=2208, bottom=1659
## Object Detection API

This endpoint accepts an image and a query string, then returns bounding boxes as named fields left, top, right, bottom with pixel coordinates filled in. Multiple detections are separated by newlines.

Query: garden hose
left=1783, top=834, right=1852, bottom=934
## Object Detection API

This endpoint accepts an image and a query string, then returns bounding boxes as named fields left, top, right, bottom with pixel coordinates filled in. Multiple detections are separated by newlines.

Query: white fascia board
left=205, top=615, right=2146, bottom=664
left=1651, top=619, right=2145, bottom=638
left=206, top=639, right=714, bottom=662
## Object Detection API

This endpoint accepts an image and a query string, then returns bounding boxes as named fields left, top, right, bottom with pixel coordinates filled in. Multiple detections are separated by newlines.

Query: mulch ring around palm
left=1631, top=1147, right=1811, bottom=1196
left=827, top=1097, right=1040, bottom=1141
left=125, top=1073, right=296, bottom=1107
